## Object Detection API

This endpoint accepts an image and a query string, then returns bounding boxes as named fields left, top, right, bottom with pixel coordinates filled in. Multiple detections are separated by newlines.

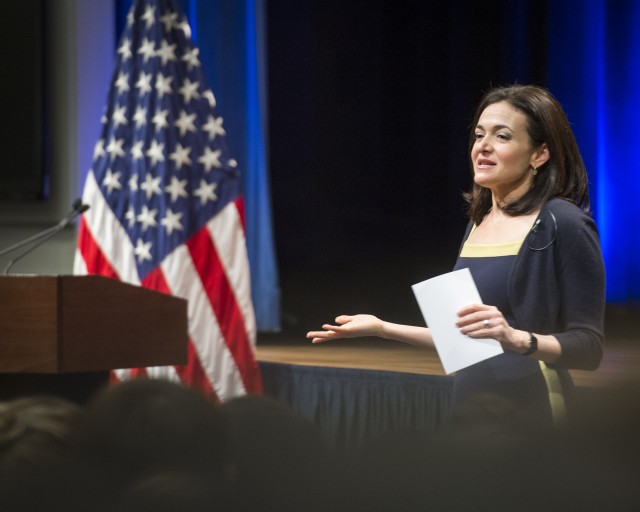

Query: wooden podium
left=0, top=275, right=188, bottom=403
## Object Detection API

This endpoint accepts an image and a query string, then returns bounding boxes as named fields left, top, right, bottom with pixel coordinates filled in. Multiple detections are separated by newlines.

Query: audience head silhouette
left=74, top=378, right=232, bottom=499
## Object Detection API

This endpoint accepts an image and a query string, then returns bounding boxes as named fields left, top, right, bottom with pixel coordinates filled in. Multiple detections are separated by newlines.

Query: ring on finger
left=482, top=319, right=490, bottom=328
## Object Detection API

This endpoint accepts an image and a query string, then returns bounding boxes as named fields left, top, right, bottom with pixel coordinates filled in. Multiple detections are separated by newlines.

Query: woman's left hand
left=456, top=304, right=528, bottom=353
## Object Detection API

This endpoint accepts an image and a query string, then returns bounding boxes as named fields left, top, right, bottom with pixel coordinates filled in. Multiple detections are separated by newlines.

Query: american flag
left=74, top=0, right=262, bottom=401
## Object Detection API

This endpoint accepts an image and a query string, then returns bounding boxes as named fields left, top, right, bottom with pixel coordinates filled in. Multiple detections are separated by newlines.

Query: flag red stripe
left=234, top=197, right=246, bottom=232
left=141, top=266, right=219, bottom=400
left=77, top=218, right=120, bottom=279
left=129, top=368, right=149, bottom=379
left=175, top=343, right=220, bottom=403
left=187, top=228, right=262, bottom=393
left=78, top=218, right=220, bottom=399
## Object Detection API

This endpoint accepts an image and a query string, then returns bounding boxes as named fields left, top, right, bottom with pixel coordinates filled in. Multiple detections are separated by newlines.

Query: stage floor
left=256, top=333, right=640, bottom=389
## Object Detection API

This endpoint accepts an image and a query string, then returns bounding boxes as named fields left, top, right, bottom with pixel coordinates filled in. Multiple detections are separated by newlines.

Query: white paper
left=411, top=268, right=503, bottom=374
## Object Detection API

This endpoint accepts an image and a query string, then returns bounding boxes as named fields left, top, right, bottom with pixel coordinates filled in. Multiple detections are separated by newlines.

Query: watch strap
left=523, top=332, right=538, bottom=356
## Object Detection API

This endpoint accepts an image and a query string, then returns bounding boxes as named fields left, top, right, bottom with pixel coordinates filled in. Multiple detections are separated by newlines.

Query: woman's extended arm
left=306, top=314, right=435, bottom=349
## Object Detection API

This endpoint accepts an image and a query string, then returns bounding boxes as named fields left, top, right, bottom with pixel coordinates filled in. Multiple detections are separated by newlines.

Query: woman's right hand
left=306, top=314, right=383, bottom=344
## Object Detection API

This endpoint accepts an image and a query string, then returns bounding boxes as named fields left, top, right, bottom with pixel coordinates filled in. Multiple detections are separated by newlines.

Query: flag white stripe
left=146, top=365, right=181, bottom=382
left=161, top=244, right=246, bottom=400
left=207, top=203, right=257, bottom=347
left=113, top=368, right=133, bottom=381
left=79, top=171, right=140, bottom=285
left=73, top=248, right=88, bottom=275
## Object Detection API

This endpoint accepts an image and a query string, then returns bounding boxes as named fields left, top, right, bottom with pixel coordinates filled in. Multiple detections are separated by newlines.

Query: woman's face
left=471, top=101, right=547, bottom=198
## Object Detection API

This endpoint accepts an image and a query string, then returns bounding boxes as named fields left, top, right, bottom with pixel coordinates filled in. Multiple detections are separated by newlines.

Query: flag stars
left=202, top=115, right=226, bottom=140
left=134, top=238, right=153, bottom=262
left=182, top=48, right=201, bottom=70
left=141, top=5, right=156, bottom=30
left=125, top=207, right=136, bottom=227
left=115, top=72, right=130, bottom=95
left=160, top=11, right=178, bottom=33
left=112, top=106, right=128, bottom=128
left=136, top=72, right=153, bottom=96
left=155, top=74, right=173, bottom=98
left=174, top=110, right=197, bottom=136
left=137, top=205, right=158, bottom=230
left=194, top=179, right=218, bottom=205
left=102, top=169, right=122, bottom=194
left=133, top=107, right=147, bottom=128
left=178, top=78, right=200, bottom=104
left=93, top=139, right=106, bottom=161
left=138, top=38, right=156, bottom=63
left=161, top=209, right=184, bottom=235
left=152, top=109, right=169, bottom=130
left=140, top=173, right=162, bottom=199
left=178, top=19, right=192, bottom=40
left=131, top=140, right=145, bottom=161
left=128, top=175, right=139, bottom=192
left=203, top=89, right=216, bottom=108
left=146, top=140, right=165, bottom=165
left=169, top=143, right=192, bottom=170
left=156, top=40, right=177, bottom=65
left=117, top=37, right=132, bottom=61
left=106, top=137, right=126, bottom=161
left=164, top=176, right=189, bottom=202
left=198, top=147, right=222, bottom=172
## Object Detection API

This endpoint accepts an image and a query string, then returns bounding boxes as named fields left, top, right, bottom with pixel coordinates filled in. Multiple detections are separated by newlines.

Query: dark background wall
left=0, top=2, right=46, bottom=200
left=266, top=0, right=547, bottom=331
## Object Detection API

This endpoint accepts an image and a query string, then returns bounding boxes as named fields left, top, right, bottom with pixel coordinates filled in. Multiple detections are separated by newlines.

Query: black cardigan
left=459, top=197, right=605, bottom=370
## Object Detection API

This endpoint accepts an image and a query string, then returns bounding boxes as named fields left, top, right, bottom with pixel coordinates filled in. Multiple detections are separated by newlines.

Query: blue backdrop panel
left=548, top=0, right=640, bottom=302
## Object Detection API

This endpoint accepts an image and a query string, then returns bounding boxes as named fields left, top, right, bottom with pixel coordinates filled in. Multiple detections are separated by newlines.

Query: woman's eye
left=497, top=133, right=510, bottom=141
left=474, top=132, right=484, bottom=140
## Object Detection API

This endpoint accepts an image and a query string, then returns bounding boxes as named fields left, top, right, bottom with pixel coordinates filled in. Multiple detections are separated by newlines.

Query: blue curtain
left=116, top=0, right=281, bottom=330
left=548, top=0, right=640, bottom=302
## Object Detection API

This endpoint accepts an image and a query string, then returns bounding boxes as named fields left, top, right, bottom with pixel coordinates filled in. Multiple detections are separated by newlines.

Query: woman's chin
left=473, top=176, right=493, bottom=189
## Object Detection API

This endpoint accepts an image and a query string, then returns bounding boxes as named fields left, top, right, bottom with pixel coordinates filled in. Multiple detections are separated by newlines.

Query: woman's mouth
left=475, top=158, right=496, bottom=169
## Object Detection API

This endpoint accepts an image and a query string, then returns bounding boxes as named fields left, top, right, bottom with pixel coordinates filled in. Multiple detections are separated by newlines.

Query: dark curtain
left=266, top=0, right=548, bottom=330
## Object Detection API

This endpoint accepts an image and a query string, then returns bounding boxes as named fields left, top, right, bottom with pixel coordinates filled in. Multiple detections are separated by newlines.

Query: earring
left=531, top=166, right=538, bottom=176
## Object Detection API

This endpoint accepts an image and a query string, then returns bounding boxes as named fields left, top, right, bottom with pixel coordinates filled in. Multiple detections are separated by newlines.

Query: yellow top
left=459, top=239, right=523, bottom=257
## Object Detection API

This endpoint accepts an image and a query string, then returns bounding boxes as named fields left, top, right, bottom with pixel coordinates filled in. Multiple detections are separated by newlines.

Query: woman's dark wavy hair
left=463, top=84, right=590, bottom=225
